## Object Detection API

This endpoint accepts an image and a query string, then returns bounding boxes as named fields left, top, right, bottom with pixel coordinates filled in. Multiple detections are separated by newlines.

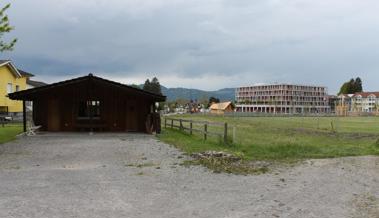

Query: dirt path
left=0, top=133, right=378, bottom=218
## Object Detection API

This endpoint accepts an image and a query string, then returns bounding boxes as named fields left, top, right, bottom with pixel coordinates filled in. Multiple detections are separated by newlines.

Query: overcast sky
left=2, top=0, right=379, bottom=93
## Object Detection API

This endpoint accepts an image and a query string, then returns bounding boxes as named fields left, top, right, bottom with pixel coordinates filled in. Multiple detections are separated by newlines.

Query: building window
left=15, top=85, right=20, bottom=92
left=78, top=100, right=101, bottom=119
left=6, top=83, right=12, bottom=94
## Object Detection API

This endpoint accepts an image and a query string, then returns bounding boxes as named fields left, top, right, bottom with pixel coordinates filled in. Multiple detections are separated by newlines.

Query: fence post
left=204, top=123, right=207, bottom=140
left=224, top=122, right=228, bottom=143
left=233, top=126, right=236, bottom=144
left=164, top=118, right=167, bottom=128
left=190, top=121, right=193, bottom=135
left=179, top=119, right=183, bottom=131
left=171, top=119, right=173, bottom=128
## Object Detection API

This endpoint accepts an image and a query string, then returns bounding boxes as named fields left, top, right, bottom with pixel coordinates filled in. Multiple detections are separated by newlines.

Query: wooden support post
left=190, top=121, right=193, bottom=135
left=23, top=100, right=26, bottom=132
left=233, top=126, right=236, bottom=144
left=204, top=123, right=207, bottom=140
left=164, top=118, right=167, bottom=128
left=224, top=122, right=228, bottom=143
left=171, top=119, right=173, bottom=128
left=179, top=119, right=183, bottom=131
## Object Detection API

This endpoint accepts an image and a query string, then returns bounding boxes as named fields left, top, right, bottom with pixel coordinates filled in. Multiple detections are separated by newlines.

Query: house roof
left=338, top=94, right=354, bottom=98
left=18, top=69, right=34, bottom=77
left=0, top=60, right=34, bottom=78
left=353, top=92, right=379, bottom=98
left=209, top=101, right=233, bottom=110
left=8, top=74, right=166, bottom=102
left=26, top=79, right=47, bottom=87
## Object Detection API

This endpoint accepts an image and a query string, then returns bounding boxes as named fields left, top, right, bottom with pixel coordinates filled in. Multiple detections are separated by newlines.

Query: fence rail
left=164, top=117, right=234, bottom=144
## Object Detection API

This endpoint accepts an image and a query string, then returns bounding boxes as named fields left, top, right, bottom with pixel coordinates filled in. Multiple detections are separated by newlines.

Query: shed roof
left=8, top=74, right=166, bottom=102
left=209, top=101, right=233, bottom=110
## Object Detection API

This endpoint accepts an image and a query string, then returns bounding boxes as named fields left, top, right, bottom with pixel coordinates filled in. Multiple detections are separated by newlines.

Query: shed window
left=78, top=100, right=101, bottom=119
left=15, top=85, right=20, bottom=92
left=6, top=83, right=12, bottom=94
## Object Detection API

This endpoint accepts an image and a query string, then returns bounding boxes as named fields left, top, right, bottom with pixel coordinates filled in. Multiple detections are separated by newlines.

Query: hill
left=161, top=86, right=235, bottom=101
left=135, top=84, right=235, bottom=101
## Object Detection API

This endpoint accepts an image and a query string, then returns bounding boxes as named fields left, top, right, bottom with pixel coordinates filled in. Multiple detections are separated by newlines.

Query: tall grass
left=159, top=115, right=379, bottom=161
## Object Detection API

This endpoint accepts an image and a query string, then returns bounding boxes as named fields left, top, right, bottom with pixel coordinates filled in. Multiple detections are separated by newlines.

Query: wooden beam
left=23, top=100, right=26, bottom=132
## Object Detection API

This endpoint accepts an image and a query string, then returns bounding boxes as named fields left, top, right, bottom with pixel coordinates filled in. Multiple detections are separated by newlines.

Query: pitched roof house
left=336, top=92, right=379, bottom=115
left=0, top=60, right=34, bottom=114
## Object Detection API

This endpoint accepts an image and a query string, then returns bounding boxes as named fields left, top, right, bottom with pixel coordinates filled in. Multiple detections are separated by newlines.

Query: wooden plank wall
left=32, top=80, right=155, bottom=132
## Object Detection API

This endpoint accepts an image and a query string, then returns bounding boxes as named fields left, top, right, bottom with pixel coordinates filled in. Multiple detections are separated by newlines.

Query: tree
left=0, top=4, right=17, bottom=52
left=143, top=77, right=162, bottom=95
left=208, top=96, right=220, bottom=107
left=355, top=77, right=363, bottom=93
left=150, top=77, right=162, bottom=95
left=143, top=79, right=151, bottom=92
left=338, top=77, right=363, bottom=95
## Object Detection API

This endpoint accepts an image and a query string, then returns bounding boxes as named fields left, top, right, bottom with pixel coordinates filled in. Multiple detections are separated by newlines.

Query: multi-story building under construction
left=235, top=84, right=330, bottom=114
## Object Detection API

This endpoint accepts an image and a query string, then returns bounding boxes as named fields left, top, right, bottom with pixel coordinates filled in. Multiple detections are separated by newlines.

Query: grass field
left=159, top=115, right=379, bottom=161
left=0, top=124, right=23, bottom=144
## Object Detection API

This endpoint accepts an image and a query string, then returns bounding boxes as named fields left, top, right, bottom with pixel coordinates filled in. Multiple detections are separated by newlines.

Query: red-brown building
left=8, top=74, right=166, bottom=132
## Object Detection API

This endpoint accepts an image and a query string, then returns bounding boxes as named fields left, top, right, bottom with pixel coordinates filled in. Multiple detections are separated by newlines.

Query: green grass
left=0, top=124, right=23, bottom=144
left=159, top=115, right=379, bottom=161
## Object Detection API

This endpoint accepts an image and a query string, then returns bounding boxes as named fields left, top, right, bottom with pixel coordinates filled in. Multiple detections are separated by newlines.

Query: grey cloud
left=2, top=0, right=379, bottom=92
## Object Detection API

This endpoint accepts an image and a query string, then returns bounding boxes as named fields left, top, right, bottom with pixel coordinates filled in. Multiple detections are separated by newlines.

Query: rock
left=191, top=151, right=241, bottom=161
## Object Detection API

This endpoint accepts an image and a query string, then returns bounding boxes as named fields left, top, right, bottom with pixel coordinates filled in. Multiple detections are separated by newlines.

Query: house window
left=78, top=100, right=101, bottom=119
left=6, top=83, right=12, bottom=94
left=15, top=85, right=20, bottom=92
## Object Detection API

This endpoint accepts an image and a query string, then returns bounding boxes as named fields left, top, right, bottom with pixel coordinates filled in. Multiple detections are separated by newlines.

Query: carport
left=8, top=74, right=166, bottom=133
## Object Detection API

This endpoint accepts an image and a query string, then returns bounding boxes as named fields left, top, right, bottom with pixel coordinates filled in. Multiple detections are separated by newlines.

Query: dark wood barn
left=8, top=74, right=166, bottom=133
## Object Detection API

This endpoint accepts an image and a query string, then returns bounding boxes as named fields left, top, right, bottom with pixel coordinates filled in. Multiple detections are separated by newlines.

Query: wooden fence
left=164, top=117, right=235, bottom=144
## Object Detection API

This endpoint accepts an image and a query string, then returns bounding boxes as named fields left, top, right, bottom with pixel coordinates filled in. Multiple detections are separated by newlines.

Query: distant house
left=335, top=94, right=353, bottom=116
left=336, top=92, right=379, bottom=116
left=0, top=60, right=34, bottom=116
left=26, top=78, right=47, bottom=89
left=9, top=74, right=166, bottom=132
left=209, top=101, right=234, bottom=115
left=25, top=78, right=48, bottom=111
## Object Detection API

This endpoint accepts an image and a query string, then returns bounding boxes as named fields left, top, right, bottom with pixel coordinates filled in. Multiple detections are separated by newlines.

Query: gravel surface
left=0, top=133, right=378, bottom=218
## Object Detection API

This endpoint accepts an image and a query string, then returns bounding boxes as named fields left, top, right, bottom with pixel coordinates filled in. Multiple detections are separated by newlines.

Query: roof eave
left=8, top=75, right=167, bottom=102
left=1, top=61, right=22, bottom=78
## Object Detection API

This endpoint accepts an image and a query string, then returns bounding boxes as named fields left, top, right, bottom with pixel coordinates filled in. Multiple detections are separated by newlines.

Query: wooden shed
left=209, top=101, right=234, bottom=115
left=8, top=74, right=166, bottom=133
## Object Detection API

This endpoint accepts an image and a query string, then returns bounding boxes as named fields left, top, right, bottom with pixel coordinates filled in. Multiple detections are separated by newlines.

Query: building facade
left=235, top=84, right=330, bottom=114
left=0, top=60, right=33, bottom=115
left=336, top=92, right=379, bottom=116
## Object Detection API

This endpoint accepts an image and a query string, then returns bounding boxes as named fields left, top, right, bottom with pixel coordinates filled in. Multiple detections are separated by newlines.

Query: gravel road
left=0, top=133, right=378, bottom=218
